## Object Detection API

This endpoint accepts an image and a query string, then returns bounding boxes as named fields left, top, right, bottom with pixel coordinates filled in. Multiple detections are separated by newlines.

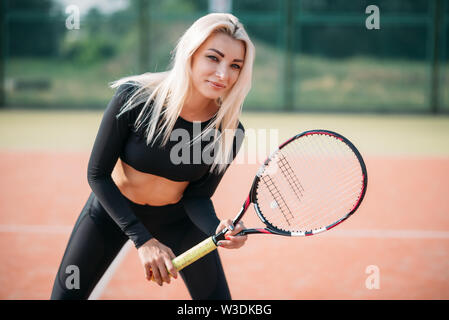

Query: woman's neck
left=182, top=92, right=219, bottom=120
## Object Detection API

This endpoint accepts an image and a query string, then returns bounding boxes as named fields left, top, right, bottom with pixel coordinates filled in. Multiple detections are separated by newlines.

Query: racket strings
left=288, top=135, right=361, bottom=230
left=260, top=174, right=294, bottom=225
left=277, top=154, right=305, bottom=201
left=289, top=136, right=358, bottom=226
left=289, top=145, right=361, bottom=230
left=300, top=135, right=363, bottom=228
left=256, top=133, right=364, bottom=233
left=269, top=170, right=360, bottom=230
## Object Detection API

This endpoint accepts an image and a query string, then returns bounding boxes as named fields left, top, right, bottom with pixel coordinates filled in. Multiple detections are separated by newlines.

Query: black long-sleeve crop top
left=87, top=83, right=245, bottom=249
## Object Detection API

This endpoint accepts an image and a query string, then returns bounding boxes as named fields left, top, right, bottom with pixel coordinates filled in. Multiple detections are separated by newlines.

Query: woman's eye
left=208, top=55, right=240, bottom=70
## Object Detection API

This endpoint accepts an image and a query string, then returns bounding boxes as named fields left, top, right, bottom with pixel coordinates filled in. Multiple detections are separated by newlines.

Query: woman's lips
left=208, top=81, right=226, bottom=89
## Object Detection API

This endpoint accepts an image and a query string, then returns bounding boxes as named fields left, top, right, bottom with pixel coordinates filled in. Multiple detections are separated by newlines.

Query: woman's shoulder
left=237, top=120, right=245, bottom=132
left=234, top=120, right=245, bottom=149
left=112, top=82, right=151, bottom=128
left=115, top=81, right=140, bottom=101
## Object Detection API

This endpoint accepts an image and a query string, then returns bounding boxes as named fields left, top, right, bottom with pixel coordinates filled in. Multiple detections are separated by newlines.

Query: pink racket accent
left=350, top=173, right=367, bottom=212
left=244, top=195, right=251, bottom=210
left=303, top=131, right=344, bottom=141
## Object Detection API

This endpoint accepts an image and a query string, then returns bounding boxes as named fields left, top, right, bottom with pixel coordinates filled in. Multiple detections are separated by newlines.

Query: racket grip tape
left=150, top=236, right=217, bottom=282
left=173, top=236, right=218, bottom=271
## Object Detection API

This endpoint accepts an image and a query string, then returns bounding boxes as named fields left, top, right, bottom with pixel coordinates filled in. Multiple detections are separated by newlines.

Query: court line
left=0, top=224, right=72, bottom=234
left=0, top=224, right=132, bottom=300
left=2, top=224, right=448, bottom=298
left=88, top=240, right=132, bottom=300
left=320, top=229, right=449, bottom=239
left=1, top=224, right=449, bottom=239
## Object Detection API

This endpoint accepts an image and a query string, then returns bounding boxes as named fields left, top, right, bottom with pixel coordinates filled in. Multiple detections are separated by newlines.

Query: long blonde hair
left=110, top=13, right=255, bottom=174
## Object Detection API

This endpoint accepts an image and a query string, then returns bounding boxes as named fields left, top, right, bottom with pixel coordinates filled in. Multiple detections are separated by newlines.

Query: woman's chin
left=200, top=91, right=220, bottom=101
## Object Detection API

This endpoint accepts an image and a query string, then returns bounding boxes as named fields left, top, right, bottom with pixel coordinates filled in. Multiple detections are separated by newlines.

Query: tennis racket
left=156, top=129, right=367, bottom=277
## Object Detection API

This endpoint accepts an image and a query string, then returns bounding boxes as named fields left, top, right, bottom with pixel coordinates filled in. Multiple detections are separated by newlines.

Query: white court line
left=1, top=224, right=449, bottom=239
left=0, top=224, right=73, bottom=234
left=321, top=229, right=449, bottom=239
left=88, top=240, right=132, bottom=300
left=2, top=224, right=449, bottom=299
left=0, top=224, right=133, bottom=300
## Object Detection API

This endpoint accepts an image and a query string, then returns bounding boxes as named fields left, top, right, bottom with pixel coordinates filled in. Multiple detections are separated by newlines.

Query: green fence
left=1, top=0, right=448, bottom=113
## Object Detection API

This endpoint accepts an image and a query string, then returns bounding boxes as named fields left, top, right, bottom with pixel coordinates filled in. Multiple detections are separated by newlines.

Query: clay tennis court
left=0, top=111, right=448, bottom=299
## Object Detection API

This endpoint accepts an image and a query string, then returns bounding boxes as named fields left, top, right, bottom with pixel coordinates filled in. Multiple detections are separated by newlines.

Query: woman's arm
left=181, top=122, right=245, bottom=236
left=182, top=197, right=221, bottom=236
left=87, top=83, right=153, bottom=249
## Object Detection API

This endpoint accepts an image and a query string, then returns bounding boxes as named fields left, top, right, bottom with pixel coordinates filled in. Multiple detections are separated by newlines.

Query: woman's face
left=190, top=32, right=245, bottom=102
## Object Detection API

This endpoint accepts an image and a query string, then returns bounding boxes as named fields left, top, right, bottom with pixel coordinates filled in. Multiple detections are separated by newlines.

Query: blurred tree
left=6, top=0, right=66, bottom=57
left=59, top=6, right=117, bottom=65
left=85, top=7, right=102, bottom=36
left=5, top=0, right=438, bottom=62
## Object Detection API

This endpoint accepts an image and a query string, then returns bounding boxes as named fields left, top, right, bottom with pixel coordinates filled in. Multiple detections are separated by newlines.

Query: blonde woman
left=51, top=13, right=255, bottom=300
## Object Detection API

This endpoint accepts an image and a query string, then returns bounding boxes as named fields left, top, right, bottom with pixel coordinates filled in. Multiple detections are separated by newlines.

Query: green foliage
left=6, top=0, right=66, bottom=57
left=59, top=34, right=116, bottom=65
left=4, top=0, right=448, bottom=112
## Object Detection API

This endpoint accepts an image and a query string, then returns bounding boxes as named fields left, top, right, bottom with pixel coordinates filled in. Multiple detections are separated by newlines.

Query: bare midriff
left=110, top=104, right=219, bottom=206
left=111, top=159, right=190, bottom=206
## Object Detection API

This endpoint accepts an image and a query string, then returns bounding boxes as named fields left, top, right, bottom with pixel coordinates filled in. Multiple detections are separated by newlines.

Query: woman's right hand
left=137, top=238, right=178, bottom=286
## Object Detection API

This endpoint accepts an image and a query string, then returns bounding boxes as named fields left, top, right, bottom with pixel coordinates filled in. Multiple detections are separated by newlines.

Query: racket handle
left=173, top=236, right=217, bottom=271
left=150, top=236, right=217, bottom=282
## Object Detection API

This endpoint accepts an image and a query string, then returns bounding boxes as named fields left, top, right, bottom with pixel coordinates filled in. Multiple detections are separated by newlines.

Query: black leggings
left=50, top=192, right=231, bottom=300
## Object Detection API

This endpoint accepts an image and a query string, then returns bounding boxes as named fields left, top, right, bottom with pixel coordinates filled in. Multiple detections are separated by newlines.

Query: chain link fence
left=1, top=0, right=448, bottom=113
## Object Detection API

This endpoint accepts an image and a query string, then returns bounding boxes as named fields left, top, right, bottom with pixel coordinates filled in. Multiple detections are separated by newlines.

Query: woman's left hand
left=215, top=219, right=248, bottom=249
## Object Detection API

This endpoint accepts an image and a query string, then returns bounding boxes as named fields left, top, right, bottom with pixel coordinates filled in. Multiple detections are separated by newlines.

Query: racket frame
left=214, top=129, right=368, bottom=242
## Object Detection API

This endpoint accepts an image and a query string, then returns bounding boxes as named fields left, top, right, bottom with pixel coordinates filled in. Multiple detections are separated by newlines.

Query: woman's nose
left=215, top=67, right=227, bottom=80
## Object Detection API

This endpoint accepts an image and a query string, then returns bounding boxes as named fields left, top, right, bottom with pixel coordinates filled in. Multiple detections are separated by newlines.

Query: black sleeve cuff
left=124, top=220, right=154, bottom=249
